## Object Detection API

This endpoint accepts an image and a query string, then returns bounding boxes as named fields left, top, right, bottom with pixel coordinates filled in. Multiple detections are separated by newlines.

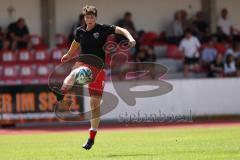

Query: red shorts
left=85, top=65, right=105, bottom=97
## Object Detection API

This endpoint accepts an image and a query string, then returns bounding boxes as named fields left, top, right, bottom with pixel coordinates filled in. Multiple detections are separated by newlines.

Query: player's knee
left=63, top=73, right=75, bottom=86
left=90, top=102, right=100, bottom=109
left=90, top=98, right=101, bottom=109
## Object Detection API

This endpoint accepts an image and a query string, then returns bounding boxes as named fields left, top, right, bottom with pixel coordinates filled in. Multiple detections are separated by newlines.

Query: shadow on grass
left=106, top=153, right=159, bottom=157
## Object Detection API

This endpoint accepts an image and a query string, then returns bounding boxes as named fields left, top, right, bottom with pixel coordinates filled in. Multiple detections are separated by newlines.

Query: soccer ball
left=73, top=66, right=93, bottom=85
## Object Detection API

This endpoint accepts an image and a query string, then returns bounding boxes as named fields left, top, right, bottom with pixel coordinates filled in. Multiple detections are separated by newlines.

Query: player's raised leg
left=53, top=71, right=75, bottom=102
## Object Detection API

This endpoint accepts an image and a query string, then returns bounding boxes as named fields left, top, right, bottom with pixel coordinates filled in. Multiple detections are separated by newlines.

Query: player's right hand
left=128, top=39, right=136, bottom=48
left=61, top=53, right=72, bottom=63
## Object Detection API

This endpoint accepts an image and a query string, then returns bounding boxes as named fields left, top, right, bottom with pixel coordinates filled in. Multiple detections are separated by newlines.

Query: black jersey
left=74, top=24, right=116, bottom=62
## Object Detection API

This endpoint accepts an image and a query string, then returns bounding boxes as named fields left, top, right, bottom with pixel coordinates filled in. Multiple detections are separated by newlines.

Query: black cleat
left=82, top=138, right=94, bottom=150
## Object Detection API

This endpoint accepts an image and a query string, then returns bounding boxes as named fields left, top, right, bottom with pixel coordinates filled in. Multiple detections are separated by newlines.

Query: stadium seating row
left=30, top=34, right=69, bottom=50
left=0, top=48, right=77, bottom=63
left=0, top=63, right=66, bottom=85
left=0, top=32, right=231, bottom=85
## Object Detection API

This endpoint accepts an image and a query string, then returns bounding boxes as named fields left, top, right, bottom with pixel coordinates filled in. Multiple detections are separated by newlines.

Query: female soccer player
left=56, top=5, right=136, bottom=150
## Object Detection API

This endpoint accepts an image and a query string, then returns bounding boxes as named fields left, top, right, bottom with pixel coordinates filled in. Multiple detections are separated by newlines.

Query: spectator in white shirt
left=225, top=42, right=240, bottom=77
left=179, top=29, right=201, bottom=78
left=224, top=54, right=237, bottom=77
left=217, top=8, right=240, bottom=41
left=224, top=42, right=240, bottom=62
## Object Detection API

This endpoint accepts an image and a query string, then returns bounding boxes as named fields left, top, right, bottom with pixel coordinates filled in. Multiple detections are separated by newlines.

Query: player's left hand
left=128, top=40, right=136, bottom=48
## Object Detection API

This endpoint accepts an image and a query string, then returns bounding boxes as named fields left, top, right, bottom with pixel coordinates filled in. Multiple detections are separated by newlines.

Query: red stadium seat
left=18, top=64, right=37, bottom=84
left=0, top=65, right=3, bottom=76
left=2, top=65, right=19, bottom=83
left=159, top=31, right=166, bottom=40
left=55, top=34, right=69, bottom=49
left=37, top=64, right=51, bottom=84
left=30, top=34, right=46, bottom=49
left=18, top=49, right=33, bottom=62
left=0, top=65, right=3, bottom=84
left=140, top=32, right=159, bottom=46
left=30, top=34, right=41, bottom=46
left=19, top=65, right=36, bottom=78
left=34, top=49, right=50, bottom=62
left=167, top=45, right=183, bottom=59
left=51, top=48, right=64, bottom=62
left=37, top=64, right=50, bottom=77
left=214, top=43, right=228, bottom=55
left=1, top=50, right=17, bottom=63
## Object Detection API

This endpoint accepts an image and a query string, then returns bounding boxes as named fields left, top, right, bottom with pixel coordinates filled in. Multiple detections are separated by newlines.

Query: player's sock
left=89, top=128, right=97, bottom=140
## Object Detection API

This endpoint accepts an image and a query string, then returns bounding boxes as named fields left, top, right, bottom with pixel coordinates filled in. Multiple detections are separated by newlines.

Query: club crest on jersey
left=93, top=32, right=99, bottom=39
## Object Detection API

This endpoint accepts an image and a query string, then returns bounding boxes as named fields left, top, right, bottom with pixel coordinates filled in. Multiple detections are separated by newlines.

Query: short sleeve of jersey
left=74, top=28, right=82, bottom=43
left=102, top=24, right=116, bottom=36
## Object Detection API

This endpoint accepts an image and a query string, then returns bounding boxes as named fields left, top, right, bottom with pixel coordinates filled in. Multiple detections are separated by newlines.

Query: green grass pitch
left=0, top=125, right=240, bottom=160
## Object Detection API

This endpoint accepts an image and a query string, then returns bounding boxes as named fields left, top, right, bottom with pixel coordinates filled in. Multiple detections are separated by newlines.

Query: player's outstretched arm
left=115, top=26, right=136, bottom=47
left=61, top=40, right=80, bottom=63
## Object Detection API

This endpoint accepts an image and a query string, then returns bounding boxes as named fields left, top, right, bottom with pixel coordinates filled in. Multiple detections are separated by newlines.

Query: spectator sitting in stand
left=145, top=46, right=156, bottom=62
left=68, top=13, right=85, bottom=43
left=225, top=42, right=240, bottom=77
left=116, top=11, right=138, bottom=42
left=116, top=12, right=136, bottom=35
left=224, top=42, right=240, bottom=61
left=201, top=37, right=217, bottom=69
left=224, top=54, right=237, bottom=77
left=192, top=11, right=209, bottom=42
left=208, top=54, right=224, bottom=78
left=145, top=46, right=156, bottom=79
left=180, top=10, right=192, bottom=32
left=217, top=8, right=240, bottom=42
left=136, top=46, right=156, bottom=79
left=179, top=29, right=201, bottom=78
left=7, top=18, right=31, bottom=50
left=136, top=46, right=150, bottom=63
left=116, top=11, right=138, bottom=57
left=233, top=43, right=240, bottom=58
left=166, top=11, right=184, bottom=45
left=0, top=26, right=10, bottom=50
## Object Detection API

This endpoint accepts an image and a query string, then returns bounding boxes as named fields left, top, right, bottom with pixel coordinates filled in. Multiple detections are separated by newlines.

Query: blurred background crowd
left=1, top=5, right=240, bottom=85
